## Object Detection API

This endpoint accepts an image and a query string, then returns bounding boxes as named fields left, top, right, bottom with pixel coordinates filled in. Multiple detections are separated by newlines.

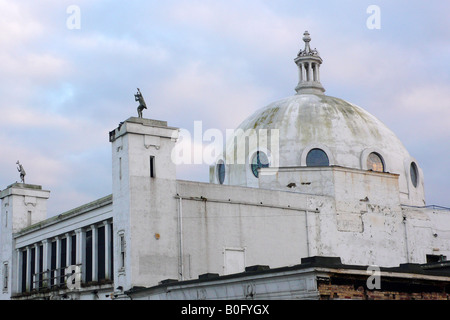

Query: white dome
left=211, top=32, right=425, bottom=206
left=238, top=93, right=407, bottom=171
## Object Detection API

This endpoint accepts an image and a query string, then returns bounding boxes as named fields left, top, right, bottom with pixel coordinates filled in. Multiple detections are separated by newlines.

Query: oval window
left=251, top=151, right=269, bottom=178
left=367, top=152, right=384, bottom=172
left=216, top=161, right=225, bottom=185
left=410, top=162, right=418, bottom=188
left=306, top=148, right=329, bottom=167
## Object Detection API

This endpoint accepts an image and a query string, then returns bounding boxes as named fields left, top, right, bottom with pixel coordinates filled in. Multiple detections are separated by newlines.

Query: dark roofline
left=125, top=256, right=450, bottom=296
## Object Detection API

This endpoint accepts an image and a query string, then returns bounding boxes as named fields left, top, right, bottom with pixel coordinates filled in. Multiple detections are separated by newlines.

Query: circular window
left=306, top=148, right=329, bottom=167
left=410, top=162, right=418, bottom=188
left=251, top=151, right=269, bottom=178
left=367, top=152, right=384, bottom=172
left=216, top=161, right=225, bottom=185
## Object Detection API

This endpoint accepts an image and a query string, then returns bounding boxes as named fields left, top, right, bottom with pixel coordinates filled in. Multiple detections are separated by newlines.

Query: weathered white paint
left=110, top=117, right=180, bottom=291
left=213, top=93, right=425, bottom=206
left=1, top=116, right=449, bottom=300
left=2, top=31, right=446, bottom=300
left=0, top=184, right=50, bottom=299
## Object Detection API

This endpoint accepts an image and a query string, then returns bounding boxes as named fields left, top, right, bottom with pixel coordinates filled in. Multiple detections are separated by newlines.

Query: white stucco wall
left=0, top=184, right=50, bottom=299
left=1, top=115, right=448, bottom=300
left=110, top=117, right=181, bottom=290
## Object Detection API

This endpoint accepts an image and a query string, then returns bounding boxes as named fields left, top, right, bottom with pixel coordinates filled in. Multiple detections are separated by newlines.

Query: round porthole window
left=306, top=148, right=329, bottom=167
left=216, top=161, right=225, bottom=185
left=251, top=151, right=269, bottom=178
left=410, top=162, right=418, bottom=188
left=367, top=152, right=384, bottom=172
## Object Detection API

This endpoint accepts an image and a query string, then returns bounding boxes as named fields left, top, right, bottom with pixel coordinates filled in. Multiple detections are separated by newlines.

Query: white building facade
left=1, top=32, right=449, bottom=300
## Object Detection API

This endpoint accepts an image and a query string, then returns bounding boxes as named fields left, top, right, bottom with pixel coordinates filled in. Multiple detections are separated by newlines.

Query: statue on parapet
left=16, top=161, right=26, bottom=184
left=134, top=88, right=147, bottom=118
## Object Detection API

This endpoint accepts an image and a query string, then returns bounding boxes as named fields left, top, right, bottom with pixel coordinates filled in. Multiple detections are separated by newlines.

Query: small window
left=150, top=156, right=155, bottom=178
left=119, top=234, right=125, bottom=270
left=119, top=157, right=122, bottom=180
left=306, top=148, right=329, bottom=167
left=3, top=263, right=8, bottom=290
left=410, top=162, right=418, bottom=188
left=216, top=161, right=225, bottom=184
left=367, top=152, right=384, bottom=172
left=27, top=211, right=32, bottom=227
left=251, top=151, right=269, bottom=178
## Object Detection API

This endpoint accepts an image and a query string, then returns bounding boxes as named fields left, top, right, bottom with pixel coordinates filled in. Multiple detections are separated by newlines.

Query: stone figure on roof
left=16, top=161, right=26, bottom=184
left=134, top=88, right=147, bottom=118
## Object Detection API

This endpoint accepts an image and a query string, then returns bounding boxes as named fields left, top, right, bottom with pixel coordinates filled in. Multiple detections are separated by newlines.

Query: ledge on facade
left=422, top=260, right=450, bottom=271
left=158, top=279, right=178, bottom=285
left=81, top=278, right=114, bottom=288
left=14, top=194, right=113, bottom=237
left=124, top=117, right=168, bottom=127
left=5, top=182, right=43, bottom=190
left=245, top=265, right=271, bottom=272
left=11, top=279, right=114, bottom=299
left=0, top=182, right=50, bottom=199
left=300, top=256, right=343, bottom=267
left=260, top=165, right=400, bottom=178
left=401, top=204, right=450, bottom=211
left=109, top=117, right=177, bottom=142
left=198, top=273, right=220, bottom=280
left=125, top=255, right=450, bottom=298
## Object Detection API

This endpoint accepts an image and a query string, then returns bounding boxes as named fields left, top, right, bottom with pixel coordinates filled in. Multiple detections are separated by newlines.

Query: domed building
left=1, top=32, right=449, bottom=301
left=212, top=31, right=424, bottom=207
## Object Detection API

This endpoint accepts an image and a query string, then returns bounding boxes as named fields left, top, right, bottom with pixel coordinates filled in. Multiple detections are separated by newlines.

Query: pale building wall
left=1, top=192, right=112, bottom=299
left=0, top=184, right=50, bottom=299
left=175, top=180, right=315, bottom=280
left=110, top=117, right=180, bottom=290
left=258, top=166, right=407, bottom=267
left=403, top=207, right=450, bottom=264
left=110, top=117, right=450, bottom=292
left=1, top=116, right=448, bottom=300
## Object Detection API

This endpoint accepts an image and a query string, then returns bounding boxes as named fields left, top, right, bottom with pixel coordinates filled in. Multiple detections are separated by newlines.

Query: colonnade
left=298, top=61, right=321, bottom=83
left=16, top=220, right=113, bottom=293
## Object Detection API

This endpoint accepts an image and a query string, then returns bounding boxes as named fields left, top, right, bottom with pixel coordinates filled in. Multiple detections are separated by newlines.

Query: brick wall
left=318, top=283, right=450, bottom=300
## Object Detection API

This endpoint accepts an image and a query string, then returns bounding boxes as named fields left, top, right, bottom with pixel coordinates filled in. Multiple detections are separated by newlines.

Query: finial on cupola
left=294, top=31, right=325, bottom=95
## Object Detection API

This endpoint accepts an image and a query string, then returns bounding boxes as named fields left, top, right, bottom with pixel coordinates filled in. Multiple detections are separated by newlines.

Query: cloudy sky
left=0, top=0, right=449, bottom=217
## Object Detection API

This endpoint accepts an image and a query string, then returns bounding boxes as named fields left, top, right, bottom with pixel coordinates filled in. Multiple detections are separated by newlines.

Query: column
left=15, top=249, right=22, bottom=293
left=103, top=221, right=111, bottom=280
left=75, top=228, right=86, bottom=283
left=66, top=233, right=72, bottom=266
left=25, top=247, right=32, bottom=292
left=298, top=63, right=303, bottom=83
left=91, top=225, right=98, bottom=282
left=42, top=239, right=51, bottom=288
left=312, top=63, right=317, bottom=81
left=34, top=243, right=40, bottom=290
left=307, top=63, right=312, bottom=82
left=316, top=64, right=320, bottom=82
left=303, top=62, right=308, bottom=82
left=55, top=236, right=61, bottom=287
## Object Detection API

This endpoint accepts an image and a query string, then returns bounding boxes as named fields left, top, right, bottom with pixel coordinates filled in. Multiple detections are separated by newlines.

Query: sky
left=0, top=0, right=449, bottom=217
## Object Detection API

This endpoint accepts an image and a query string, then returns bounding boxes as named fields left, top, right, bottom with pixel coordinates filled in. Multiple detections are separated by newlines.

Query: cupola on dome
left=211, top=31, right=425, bottom=206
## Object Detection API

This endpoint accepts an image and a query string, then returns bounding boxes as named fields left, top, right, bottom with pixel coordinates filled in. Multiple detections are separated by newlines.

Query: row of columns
left=16, top=220, right=112, bottom=293
left=298, top=62, right=320, bottom=83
